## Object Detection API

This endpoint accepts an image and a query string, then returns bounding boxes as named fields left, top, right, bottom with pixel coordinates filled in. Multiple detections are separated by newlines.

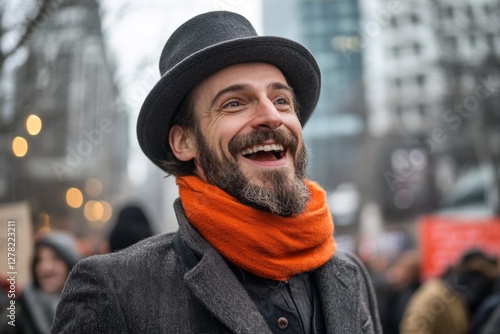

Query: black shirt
left=230, top=265, right=325, bottom=334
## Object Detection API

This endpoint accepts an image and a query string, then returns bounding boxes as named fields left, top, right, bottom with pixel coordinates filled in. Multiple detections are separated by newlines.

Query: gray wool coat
left=52, top=200, right=382, bottom=333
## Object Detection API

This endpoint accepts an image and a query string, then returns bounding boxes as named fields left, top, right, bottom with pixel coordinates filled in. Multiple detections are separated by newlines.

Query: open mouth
left=241, top=144, right=285, bottom=161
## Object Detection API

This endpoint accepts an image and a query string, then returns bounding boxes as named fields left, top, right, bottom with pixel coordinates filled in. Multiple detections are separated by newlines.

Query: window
left=469, top=35, right=476, bottom=47
left=394, top=78, right=402, bottom=88
left=486, top=34, right=495, bottom=49
left=410, top=13, right=420, bottom=24
left=416, top=74, right=426, bottom=87
left=466, top=5, right=474, bottom=20
left=446, top=36, right=457, bottom=51
left=393, top=46, right=401, bottom=58
left=446, top=7, right=454, bottom=19
left=484, top=4, right=491, bottom=16
left=413, top=42, right=422, bottom=55
left=391, top=17, right=398, bottom=28
left=418, top=104, right=426, bottom=115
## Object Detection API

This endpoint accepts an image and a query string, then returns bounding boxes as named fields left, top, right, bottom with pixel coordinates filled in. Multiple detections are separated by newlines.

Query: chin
left=245, top=167, right=294, bottom=183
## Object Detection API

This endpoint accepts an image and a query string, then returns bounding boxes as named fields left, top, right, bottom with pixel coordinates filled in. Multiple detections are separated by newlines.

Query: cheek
left=34, top=264, right=44, bottom=278
left=55, top=262, right=69, bottom=277
left=204, top=125, right=240, bottom=155
left=289, top=125, right=304, bottom=147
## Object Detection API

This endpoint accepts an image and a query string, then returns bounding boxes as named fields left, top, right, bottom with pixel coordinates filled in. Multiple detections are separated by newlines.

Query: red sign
left=418, top=215, right=500, bottom=281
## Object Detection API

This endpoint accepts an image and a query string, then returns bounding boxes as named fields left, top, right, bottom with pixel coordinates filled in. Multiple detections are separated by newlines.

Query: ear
left=169, top=125, right=197, bottom=161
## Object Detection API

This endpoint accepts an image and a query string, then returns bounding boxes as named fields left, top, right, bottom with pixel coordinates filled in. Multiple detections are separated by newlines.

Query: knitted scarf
left=177, top=176, right=336, bottom=281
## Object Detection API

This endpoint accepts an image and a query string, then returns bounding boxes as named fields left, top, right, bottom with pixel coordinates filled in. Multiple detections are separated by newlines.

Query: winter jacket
left=52, top=199, right=382, bottom=333
left=399, top=279, right=469, bottom=334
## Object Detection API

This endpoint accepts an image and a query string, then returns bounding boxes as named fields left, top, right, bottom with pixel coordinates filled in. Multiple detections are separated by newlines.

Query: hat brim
left=137, top=36, right=321, bottom=169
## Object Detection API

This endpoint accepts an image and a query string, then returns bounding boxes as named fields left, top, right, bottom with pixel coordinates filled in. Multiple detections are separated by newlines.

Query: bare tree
left=0, top=0, right=63, bottom=133
left=0, top=0, right=63, bottom=73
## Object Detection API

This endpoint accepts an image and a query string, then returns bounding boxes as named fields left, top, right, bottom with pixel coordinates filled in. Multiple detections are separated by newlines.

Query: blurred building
left=432, top=0, right=500, bottom=214
left=360, top=0, right=445, bottom=220
left=263, top=0, right=500, bottom=247
left=1, top=0, right=128, bottom=233
left=362, top=0, right=500, bottom=219
left=264, top=0, right=368, bottom=231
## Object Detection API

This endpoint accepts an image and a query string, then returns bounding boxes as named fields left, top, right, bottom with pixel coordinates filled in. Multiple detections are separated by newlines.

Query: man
left=52, top=11, right=381, bottom=333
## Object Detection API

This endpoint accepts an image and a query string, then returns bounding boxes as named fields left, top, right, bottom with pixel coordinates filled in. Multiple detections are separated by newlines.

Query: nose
left=252, top=98, right=283, bottom=130
left=37, top=259, right=54, bottom=273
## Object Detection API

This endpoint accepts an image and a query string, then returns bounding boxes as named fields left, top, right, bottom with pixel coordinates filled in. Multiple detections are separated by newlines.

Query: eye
left=275, top=97, right=290, bottom=106
left=222, top=99, right=241, bottom=108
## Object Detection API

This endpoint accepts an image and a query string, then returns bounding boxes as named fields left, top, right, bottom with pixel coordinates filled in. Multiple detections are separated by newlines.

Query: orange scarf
left=177, top=176, right=336, bottom=281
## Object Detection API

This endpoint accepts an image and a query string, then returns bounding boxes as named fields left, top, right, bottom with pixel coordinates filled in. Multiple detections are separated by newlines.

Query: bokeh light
left=84, top=200, right=104, bottom=222
left=66, top=188, right=84, bottom=208
left=12, top=136, right=28, bottom=157
left=99, top=200, right=113, bottom=223
left=26, top=114, right=42, bottom=135
left=85, top=178, right=103, bottom=197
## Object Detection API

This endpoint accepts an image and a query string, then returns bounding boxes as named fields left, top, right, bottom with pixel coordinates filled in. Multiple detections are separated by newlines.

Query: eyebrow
left=210, top=82, right=294, bottom=109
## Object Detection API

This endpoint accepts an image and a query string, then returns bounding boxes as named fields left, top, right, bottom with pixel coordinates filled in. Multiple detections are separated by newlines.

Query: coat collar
left=176, top=199, right=272, bottom=334
left=174, top=199, right=362, bottom=334
left=315, top=254, right=362, bottom=333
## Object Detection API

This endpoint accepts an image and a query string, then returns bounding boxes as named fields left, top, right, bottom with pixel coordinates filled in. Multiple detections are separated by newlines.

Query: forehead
left=37, top=245, right=59, bottom=257
left=192, top=62, right=290, bottom=97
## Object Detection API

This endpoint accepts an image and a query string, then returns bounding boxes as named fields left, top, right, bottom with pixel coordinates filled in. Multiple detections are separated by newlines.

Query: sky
left=99, top=0, right=262, bottom=110
left=98, top=0, right=262, bottom=185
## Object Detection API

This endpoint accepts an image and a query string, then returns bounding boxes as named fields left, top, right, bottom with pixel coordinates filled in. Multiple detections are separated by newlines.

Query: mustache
left=227, top=129, right=299, bottom=158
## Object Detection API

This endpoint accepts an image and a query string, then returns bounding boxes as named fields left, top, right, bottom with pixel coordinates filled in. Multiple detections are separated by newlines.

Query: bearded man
left=52, top=11, right=381, bottom=334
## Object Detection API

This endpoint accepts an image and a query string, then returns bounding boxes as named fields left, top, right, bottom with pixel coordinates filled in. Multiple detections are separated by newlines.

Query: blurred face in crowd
left=35, top=246, right=70, bottom=294
left=169, top=62, right=310, bottom=216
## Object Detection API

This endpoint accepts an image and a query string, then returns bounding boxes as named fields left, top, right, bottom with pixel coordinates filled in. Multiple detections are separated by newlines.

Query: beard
left=195, top=128, right=310, bottom=217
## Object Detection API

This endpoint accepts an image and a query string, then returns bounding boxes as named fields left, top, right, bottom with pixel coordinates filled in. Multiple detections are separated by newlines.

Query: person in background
left=478, top=305, right=500, bottom=334
left=400, top=248, right=498, bottom=334
left=379, top=250, right=421, bottom=334
left=108, top=204, right=154, bottom=252
left=469, top=273, right=500, bottom=334
left=1, top=231, right=81, bottom=334
left=52, top=11, right=382, bottom=333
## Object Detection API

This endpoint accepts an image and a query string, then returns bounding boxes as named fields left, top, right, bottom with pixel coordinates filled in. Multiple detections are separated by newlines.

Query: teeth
left=241, top=144, right=284, bottom=155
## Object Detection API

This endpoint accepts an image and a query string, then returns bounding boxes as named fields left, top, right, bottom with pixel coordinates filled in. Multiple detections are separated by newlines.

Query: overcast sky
left=99, top=0, right=262, bottom=115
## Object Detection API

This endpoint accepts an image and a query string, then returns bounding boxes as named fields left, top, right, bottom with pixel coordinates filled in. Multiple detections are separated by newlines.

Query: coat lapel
left=315, top=255, right=361, bottom=333
left=175, top=200, right=365, bottom=334
left=175, top=200, right=272, bottom=334
left=183, top=246, right=272, bottom=334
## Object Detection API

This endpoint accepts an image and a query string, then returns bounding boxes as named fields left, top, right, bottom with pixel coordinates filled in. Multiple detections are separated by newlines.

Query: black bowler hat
left=137, top=11, right=321, bottom=169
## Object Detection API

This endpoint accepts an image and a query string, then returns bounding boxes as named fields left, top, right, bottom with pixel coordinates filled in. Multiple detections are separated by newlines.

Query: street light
left=85, top=178, right=103, bottom=197
left=26, top=114, right=42, bottom=135
left=66, top=187, right=83, bottom=208
left=84, top=200, right=104, bottom=222
left=12, top=136, right=28, bottom=157
left=99, top=200, right=113, bottom=223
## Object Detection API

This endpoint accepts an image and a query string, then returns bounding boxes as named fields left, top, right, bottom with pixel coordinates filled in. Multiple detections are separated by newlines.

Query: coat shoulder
left=329, top=249, right=383, bottom=333
left=83, top=232, right=177, bottom=270
left=53, top=232, right=189, bottom=334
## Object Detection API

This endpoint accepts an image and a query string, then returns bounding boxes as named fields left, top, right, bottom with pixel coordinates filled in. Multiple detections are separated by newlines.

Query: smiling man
left=52, top=11, right=382, bottom=334
left=172, top=62, right=309, bottom=217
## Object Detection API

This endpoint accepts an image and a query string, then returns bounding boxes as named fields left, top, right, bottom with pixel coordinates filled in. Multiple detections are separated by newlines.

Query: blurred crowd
left=0, top=204, right=154, bottom=334
left=368, top=248, right=500, bottom=334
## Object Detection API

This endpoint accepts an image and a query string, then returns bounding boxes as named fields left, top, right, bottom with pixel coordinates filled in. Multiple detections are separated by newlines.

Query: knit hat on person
left=32, top=231, right=82, bottom=288
left=108, top=205, right=154, bottom=252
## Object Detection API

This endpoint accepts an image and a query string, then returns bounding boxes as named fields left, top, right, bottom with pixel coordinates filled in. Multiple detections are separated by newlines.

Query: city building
left=2, top=0, right=128, bottom=234
left=264, top=0, right=368, bottom=228
left=362, top=0, right=500, bottom=218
